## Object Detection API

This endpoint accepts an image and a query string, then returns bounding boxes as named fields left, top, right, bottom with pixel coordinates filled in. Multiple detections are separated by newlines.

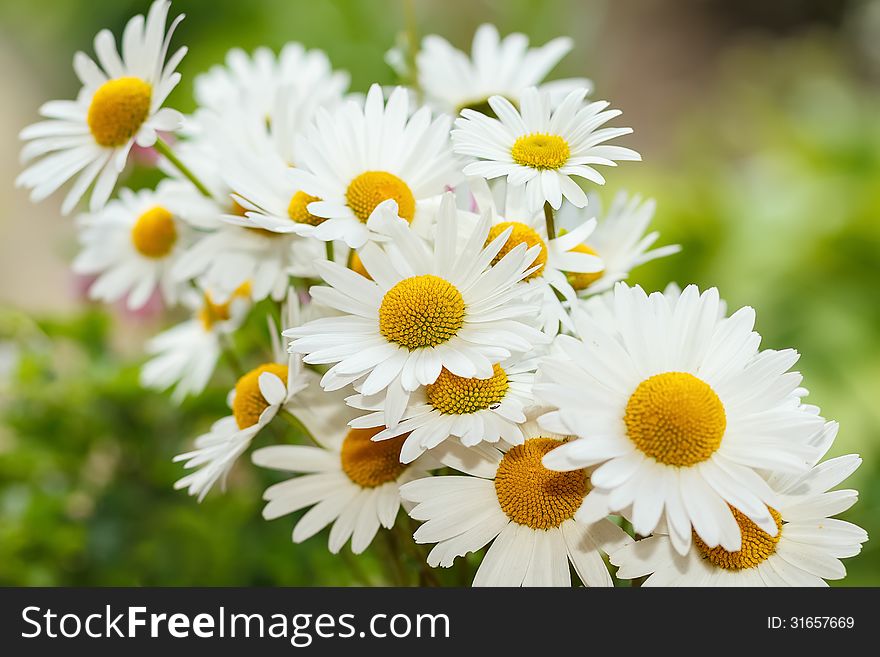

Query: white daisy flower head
left=140, top=281, right=253, bottom=403
left=285, top=193, right=547, bottom=430
left=468, top=177, right=604, bottom=336
left=556, top=191, right=681, bottom=296
left=399, top=421, right=633, bottom=586
left=611, top=421, right=867, bottom=586
left=452, top=86, right=641, bottom=212
left=251, top=385, right=431, bottom=555
left=347, top=352, right=540, bottom=464
left=415, top=23, right=592, bottom=116
left=536, top=282, right=827, bottom=555
left=288, top=84, right=460, bottom=248
left=71, top=179, right=210, bottom=310
left=17, top=0, right=186, bottom=214
left=174, top=293, right=311, bottom=501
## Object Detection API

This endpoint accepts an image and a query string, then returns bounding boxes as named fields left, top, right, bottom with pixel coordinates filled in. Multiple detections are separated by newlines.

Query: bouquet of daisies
left=18, top=0, right=867, bottom=587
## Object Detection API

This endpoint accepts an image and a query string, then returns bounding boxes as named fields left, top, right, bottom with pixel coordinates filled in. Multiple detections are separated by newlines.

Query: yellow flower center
left=231, top=362, right=288, bottom=430
left=425, top=364, right=509, bottom=415
left=624, top=372, right=726, bottom=467
left=345, top=171, right=416, bottom=223
left=485, top=221, right=547, bottom=280
left=494, top=438, right=588, bottom=530
left=287, top=191, right=325, bottom=226
left=565, top=243, right=605, bottom=291
left=130, top=206, right=177, bottom=258
left=511, top=133, right=570, bottom=170
left=695, top=506, right=784, bottom=570
left=349, top=251, right=372, bottom=280
left=378, top=275, right=465, bottom=350
left=198, top=282, right=251, bottom=331
left=87, top=77, right=152, bottom=147
left=340, top=427, right=410, bottom=488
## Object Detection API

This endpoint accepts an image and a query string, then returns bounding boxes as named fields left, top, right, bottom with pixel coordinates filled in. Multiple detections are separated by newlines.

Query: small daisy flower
left=452, top=87, right=640, bottom=211
left=251, top=387, right=430, bottom=555
left=285, top=194, right=546, bottom=429
left=72, top=180, right=208, bottom=309
left=174, top=297, right=310, bottom=501
left=414, top=23, right=591, bottom=116
left=140, top=282, right=253, bottom=402
left=347, top=353, right=539, bottom=463
left=611, top=422, right=867, bottom=586
left=556, top=191, right=680, bottom=296
left=536, top=283, right=826, bottom=555
left=288, top=84, right=460, bottom=248
left=17, top=0, right=186, bottom=214
left=400, top=421, right=633, bottom=587
left=469, top=178, right=604, bottom=335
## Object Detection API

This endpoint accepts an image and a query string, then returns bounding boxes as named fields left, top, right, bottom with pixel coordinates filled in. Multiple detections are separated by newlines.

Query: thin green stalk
left=324, top=240, right=334, bottom=263
left=381, top=529, right=410, bottom=586
left=396, top=518, right=440, bottom=586
left=220, top=335, right=245, bottom=378
left=543, top=201, right=556, bottom=240
left=278, top=409, right=321, bottom=447
left=154, top=138, right=213, bottom=198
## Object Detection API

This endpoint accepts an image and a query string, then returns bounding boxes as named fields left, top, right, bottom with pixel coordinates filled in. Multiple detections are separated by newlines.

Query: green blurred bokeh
left=0, top=0, right=877, bottom=585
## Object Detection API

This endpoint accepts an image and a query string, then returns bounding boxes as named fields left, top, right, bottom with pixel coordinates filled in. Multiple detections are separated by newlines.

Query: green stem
left=396, top=518, right=440, bottom=587
left=543, top=201, right=556, bottom=240
left=220, top=335, right=244, bottom=378
left=381, top=529, right=409, bottom=586
left=154, top=138, right=213, bottom=198
left=324, top=240, right=335, bottom=263
left=279, top=409, right=321, bottom=447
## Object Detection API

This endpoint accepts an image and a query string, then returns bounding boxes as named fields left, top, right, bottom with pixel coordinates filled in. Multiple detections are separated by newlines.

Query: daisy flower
left=452, top=86, right=640, bottom=211
left=140, top=282, right=252, bottom=402
left=288, top=84, right=459, bottom=248
left=468, top=178, right=604, bottom=335
left=285, top=193, right=546, bottom=429
left=174, top=297, right=310, bottom=501
left=414, top=23, right=591, bottom=116
left=556, top=191, right=680, bottom=296
left=399, top=421, right=633, bottom=586
left=536, top=283, right=826, bottom=555
left=611, top=422, right=868, bottom=586
left=347, top=353, right=539, bottom=463
left=251, top=384, right=430, bottom=555
left=17, top=0, right=186, bottom=214
left=72, top=179, right=210, bottom=309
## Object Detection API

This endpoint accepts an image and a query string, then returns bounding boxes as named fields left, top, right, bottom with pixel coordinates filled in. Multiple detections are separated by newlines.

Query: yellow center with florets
left=231, top=362, right=288, bottom=430
left=287, top=191, right=325, bottom=226
left=345, top=171, right=416, bottom=223
left=695, top=506, right=784, bottom=570
left=198, top=282, right=252, bottom=331
left=87, top=77, right=152, bottom=147
left=511, top=133, right=570, bottom=170
left=425, top=364, right=509, bottom=415
left=131, top=206, right=177, bottom=258
left=485, top=221, right=547, bottom=280
left=624, top=372, right=726, bottom=467
left=378, top=275, right=465, bottom=350
left=494, top=438, right=589, bottom=530
left=340, top=427, right=410, bottom=488
left=565, top=243, right=605, bottom=290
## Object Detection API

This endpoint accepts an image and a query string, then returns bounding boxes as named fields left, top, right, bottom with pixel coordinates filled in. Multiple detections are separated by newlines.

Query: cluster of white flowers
left=19, top=1, right=866, bottom=587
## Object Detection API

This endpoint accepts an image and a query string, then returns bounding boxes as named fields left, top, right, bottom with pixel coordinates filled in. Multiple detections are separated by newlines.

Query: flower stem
left=154, top=138, right=213, bottom=198
left=543, top=201, right=556, bottom=240
left=325, top=240, right=335, bottom=263
left=279, top=409, right=321, bottom=447
left=220, top=335, right=244, bottom=378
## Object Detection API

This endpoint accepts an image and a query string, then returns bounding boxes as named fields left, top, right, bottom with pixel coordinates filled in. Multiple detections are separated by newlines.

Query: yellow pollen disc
left=131, top=206, right=177, bottom=258
left=494, top=438, right=589, bottom=530
left=349, top=251, right=372, bottom=280
left=511, top=133, right=570, bottom=170
left=485, top=221, right=547, bottom=280
left=378, top=275, right=465, bottom=350
left=345, top=171, right=416, bottom=223
left=340, top=427, right=409, bottom=488
left=287, top=191, right=325, bottom=226
left=624, top=372, right=726, bottom=467
left=87, top=77, right=152, bottom=147
left=425, top=364, right=509, bottom=415
left=695, top=506, right=783, bottom=570
left=230, top=197, right=281, bottom=238
left=231, top=362, right=288, bottom=430
left=198, top=281, right=251, bottom=331
left=565, top=243, right=605, bottom=291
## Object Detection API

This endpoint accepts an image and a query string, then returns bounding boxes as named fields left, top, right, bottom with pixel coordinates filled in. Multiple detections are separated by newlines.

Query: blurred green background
left=0, top=0, right=877, bottom=585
